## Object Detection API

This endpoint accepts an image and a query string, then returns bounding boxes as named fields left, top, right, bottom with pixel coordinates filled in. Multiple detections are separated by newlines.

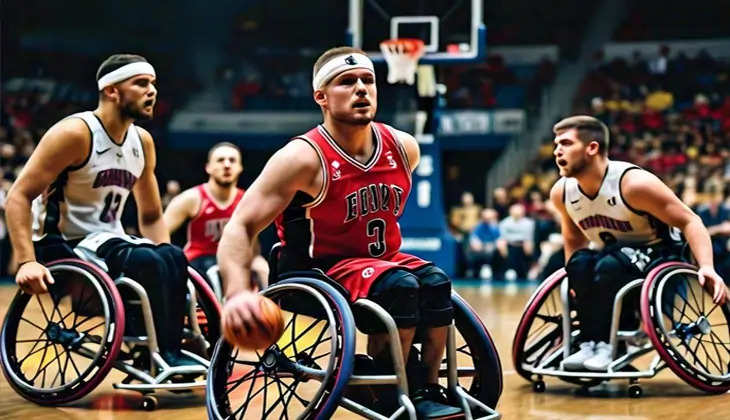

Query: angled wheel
left=641, top=262, right=730, bottom=394
left=1, top=259, right=125, bottom=404
left=207, top=277, right=355, bottom=420
left=184, top=267, right=222, bottom=358
left=447, top=292, right=503, bottom=408
left=512, top=268, right=602, bottom=387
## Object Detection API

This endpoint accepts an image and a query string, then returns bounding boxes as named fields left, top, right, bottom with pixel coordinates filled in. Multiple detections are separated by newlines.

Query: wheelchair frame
left=207, top=271, right=502, bottom=420
left=1, top=251, right=220, bottom=410
left=513, top=262, right=730, bottom=397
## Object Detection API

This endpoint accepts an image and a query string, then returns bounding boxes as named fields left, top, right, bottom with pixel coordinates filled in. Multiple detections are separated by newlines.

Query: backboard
left=348, top=0, right=486, bottom=64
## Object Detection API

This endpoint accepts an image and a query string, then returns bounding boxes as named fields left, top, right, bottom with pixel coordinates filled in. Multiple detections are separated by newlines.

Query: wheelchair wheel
left=1, top=259, right=125, bottom=404
left=207, top=277, right=355, bottom=420
left=184, top=267, right=222, bottom=358
left=449, top=292, right=503, bottom=408
left=512, top=268, right=602, bottom=387
left=641, top=262, right=730, bottom=393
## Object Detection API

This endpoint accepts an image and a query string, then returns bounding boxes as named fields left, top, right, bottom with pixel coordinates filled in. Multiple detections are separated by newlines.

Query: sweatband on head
left=97, top=62, right=156, bottom=90
left=312, top=53, right=375, bottom=90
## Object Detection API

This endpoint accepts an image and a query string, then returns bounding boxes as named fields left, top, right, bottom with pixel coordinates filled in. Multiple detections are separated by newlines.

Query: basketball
left=223, top=295, right=285, bottom=350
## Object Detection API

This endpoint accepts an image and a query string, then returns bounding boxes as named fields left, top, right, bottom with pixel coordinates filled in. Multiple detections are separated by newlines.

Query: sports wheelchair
left=1, top=247, right=221, bottom=410
left=512, top=261, right=730, bottom=397
left=206, top=244, right=503, bottom=419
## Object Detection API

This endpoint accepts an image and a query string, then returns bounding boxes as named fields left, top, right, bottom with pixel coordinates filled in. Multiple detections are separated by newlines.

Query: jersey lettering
left=344, top=183, right=408, bottom=222
left=92, top=168, right=138, bottom=190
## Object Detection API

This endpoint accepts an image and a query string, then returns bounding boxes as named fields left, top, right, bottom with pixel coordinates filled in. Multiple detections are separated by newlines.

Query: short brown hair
left=207, top=142, right=241, bottom=162
left=313, top=46, right=367, bottom=80
left=553, top=115, right=609, bottom=155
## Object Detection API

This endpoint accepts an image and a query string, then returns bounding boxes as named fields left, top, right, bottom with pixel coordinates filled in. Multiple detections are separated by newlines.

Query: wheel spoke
left=17, top=340, right=53, bottom=367
left=35, top=295, right=52, bottom=324
left=685, top=279, right=703, bottom=316
left=20, top=317, right=46, bottom=332
left=280, top=317, right=324, bottom=354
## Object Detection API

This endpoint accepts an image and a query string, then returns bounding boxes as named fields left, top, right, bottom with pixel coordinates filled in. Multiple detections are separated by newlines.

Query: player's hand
left=221, top=290, right=265, bottom=345
left=697, top=266, right=727, bottom=305
left=15, top=261, right=55, bottom=295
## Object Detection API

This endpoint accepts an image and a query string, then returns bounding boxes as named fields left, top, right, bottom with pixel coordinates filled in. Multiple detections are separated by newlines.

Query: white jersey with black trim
left=563, top=160, right=670, bottom=249
left=32, top=111, right=145, bottom=240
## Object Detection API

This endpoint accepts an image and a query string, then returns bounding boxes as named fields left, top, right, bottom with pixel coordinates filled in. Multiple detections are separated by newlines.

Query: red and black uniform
left=185, top=184, right=244, bottom=272
left=275, top=123, right=431, bottom=301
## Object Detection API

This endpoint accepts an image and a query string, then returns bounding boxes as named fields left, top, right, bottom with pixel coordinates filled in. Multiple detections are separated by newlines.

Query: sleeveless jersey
left=32, top=111, right=145, bottom=240
left=184, top=184, right=244, bottom=261
left=563, top=160, right=672, bottom=248
left=275, top=123, right=412, bottom=264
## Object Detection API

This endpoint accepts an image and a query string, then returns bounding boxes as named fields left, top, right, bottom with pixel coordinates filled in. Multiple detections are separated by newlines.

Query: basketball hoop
left=379, top=38, right=425, bottom=85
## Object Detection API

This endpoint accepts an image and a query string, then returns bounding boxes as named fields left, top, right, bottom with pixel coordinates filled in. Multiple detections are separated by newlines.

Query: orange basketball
left=223, top=295, right=284, bottom=350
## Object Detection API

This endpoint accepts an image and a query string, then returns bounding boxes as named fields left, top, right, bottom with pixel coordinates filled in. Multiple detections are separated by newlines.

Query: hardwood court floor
left=0, top=282, right=728, bottom=419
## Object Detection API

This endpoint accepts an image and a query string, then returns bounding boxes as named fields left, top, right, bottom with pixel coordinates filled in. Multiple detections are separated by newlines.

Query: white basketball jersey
left=563, top=160, right=670, bottom=248
left=32, top=111, right=145, bottom=240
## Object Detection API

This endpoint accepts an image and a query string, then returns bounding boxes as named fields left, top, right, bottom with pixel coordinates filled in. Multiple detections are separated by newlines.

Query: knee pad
left=412, top=265, right=454, bottom=328
left=365, top=269, right=420, bottom=330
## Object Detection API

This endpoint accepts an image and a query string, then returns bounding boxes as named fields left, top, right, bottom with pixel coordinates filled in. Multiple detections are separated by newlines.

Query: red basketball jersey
left=184, top=184, right=244, bottom=261
left=275, top=123, right=412, bottom=263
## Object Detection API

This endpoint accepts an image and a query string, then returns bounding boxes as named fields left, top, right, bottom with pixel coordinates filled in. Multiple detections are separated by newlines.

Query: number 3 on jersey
left=367, top=219, right=387, bottom=257
left=100, top=192, right=122, bottom=222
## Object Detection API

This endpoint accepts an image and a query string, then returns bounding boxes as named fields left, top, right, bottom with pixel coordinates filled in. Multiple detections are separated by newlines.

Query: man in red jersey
left=164, top=142, right=268, bottom=295
left=218, top=46, right=462, bottom=418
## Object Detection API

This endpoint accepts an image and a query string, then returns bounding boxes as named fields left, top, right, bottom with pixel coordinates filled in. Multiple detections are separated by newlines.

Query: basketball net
left=379, top=38, right=425, bottom=85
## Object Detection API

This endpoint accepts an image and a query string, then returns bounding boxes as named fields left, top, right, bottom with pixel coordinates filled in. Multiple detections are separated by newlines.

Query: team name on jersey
left=205, top=218, right=229, bottom=242
left=578, top=214, right=634, bottom=232
left=92, top=168, right=138, bottom=190
left=344, top=183, right=405, bottom=223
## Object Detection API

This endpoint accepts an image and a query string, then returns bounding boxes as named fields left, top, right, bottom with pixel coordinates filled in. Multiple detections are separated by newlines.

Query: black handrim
left=208, top=282, right=352, bottom=420
left=1, top=263, right=121, bottom=403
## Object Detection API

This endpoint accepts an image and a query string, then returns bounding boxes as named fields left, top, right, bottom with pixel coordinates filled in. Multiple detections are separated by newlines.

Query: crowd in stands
left=458, top=49, right=730, bottom=282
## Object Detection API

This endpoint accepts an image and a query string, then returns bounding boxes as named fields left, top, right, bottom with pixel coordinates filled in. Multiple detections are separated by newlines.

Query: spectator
left=465, top=209, right=500, bottom=279
left=496, top=203, right=535, bottom=280
left=492, top=187, right=510, bottom=219
left=162, top=179, right=182, bottom=209
left=449, top=191, right=482, bottom=239
left=697, top=189, right=730, bottom=283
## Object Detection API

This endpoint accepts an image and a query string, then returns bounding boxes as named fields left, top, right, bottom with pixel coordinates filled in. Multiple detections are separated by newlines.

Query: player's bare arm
left=5, top=118, right=91, bottom=293
left=132, top=127, right=169, bottom=243
left=163, top=188, right=200, bottom=234
left=550, top=179, right=589, bottom=261
left=394, top=129, right=420, bottom=172
left=218, top=139, right=322, bottom=298
left=622, top=169, right=727, bottom=304
left=218, top=139, right=321, bottom=340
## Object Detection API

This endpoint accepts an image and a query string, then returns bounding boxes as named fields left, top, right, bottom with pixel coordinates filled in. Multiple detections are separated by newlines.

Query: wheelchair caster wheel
left=141, top=395, right=158, bottom=411
left=628, top=384, right=642, bottom=398
left=533, top=380, right=546, bottom=393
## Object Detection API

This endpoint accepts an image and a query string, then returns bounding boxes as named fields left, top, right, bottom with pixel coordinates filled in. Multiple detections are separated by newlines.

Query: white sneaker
left=583, top=341, right=613, bottom=371
left=561, top=341, right=595, bottom=370
left=505, top=269, right=517, bottom=281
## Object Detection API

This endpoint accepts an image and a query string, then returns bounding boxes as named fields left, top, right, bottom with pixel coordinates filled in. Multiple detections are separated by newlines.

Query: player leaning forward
left=551, top=115, right=727, bottom=371
left=6, top=54, right=198, bottom=367
left=218, top=47, right=465, bottom=417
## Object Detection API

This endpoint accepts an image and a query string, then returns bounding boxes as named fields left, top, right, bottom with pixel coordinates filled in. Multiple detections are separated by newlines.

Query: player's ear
left=205, top=161, right=212, bottom=176
left=313, top=89, right=327, bottom=107
left=587, top=140, right=600, bottom=156
left=101, top=85, right=120, bottom=103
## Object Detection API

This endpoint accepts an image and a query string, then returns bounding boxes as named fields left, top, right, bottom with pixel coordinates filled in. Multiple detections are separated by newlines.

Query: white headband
left=97, top=62, right=156, bottom=90
left=312, top=53, right=375, bottom=90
